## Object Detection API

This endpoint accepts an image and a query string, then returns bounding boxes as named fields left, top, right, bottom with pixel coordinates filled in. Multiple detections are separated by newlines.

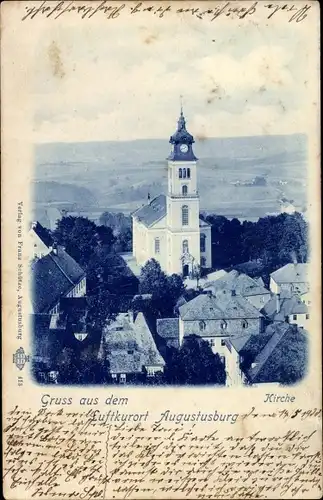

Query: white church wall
left=167, top=229, right=200, bottom=275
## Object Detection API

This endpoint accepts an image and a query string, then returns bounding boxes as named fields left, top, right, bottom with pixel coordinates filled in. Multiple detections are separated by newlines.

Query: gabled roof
left=157, top=318, right=179, bottom=339
left=270, top=263, right=309, bottom=284
left=262, top=294, right=308, bottom=321
left=203, top=270, right=270, bottom=297
left=247, top=323, right=304, bottom=383
left=30, top=221, right=53, bottom=247
left=101, top=313, right=165, bottom=374
left=132, top=194, right=166, bottom=227
left=31, top=247, right=85, bottom=313
left=179, top=292, right=263, bottom=321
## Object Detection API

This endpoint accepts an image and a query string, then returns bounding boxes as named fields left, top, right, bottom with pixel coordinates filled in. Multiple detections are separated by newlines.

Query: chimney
left=276, top=293, right=280, bottom=313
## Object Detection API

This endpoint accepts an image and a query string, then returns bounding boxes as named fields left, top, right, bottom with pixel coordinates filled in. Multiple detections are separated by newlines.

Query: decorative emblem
left=13, top=347, right=30, bottom=370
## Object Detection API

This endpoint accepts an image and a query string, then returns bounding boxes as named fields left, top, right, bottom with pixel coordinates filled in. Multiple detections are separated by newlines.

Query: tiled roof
left=262, top=294, right=308, bottom=321
left=270, top=263, right=309, bottom=284
left=247, top=323, right=295, bottom=382
left=157, top=318, right=179, bottom=339
left=31, top=221, right=53, bottom=247
left=31, top=247, right=85, bottom=313
left=179, top=292, right=263, bottom=321
left=132, top=194, right=166, bottom=227
left=204, top=270, right=270, bottom=297
left=101, top=313, right=165, bottom=374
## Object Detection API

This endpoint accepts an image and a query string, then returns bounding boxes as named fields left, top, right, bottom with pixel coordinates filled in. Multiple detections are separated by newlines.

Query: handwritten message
left=21, top=1, right=312, bottom=24
left=3, top=406, right=322, bottom=499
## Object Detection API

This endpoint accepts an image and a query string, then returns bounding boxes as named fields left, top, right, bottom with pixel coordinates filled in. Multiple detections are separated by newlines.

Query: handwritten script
left=21, top=1, right=312, bottom=24
left=3, top=406, right=322, bottom=499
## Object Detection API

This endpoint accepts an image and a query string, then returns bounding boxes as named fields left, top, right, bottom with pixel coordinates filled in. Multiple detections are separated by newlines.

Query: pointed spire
left=178, top=95, right=186, bottom=131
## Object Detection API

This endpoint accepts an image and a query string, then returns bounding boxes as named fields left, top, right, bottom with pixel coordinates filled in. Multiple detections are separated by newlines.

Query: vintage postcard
left=2, top=0, right=322, bottom=498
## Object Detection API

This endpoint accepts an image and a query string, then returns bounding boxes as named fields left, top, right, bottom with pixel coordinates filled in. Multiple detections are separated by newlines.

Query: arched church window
left=182, top=185, right=188, bottom=196
left=187, top=168, right=191, bottom=179
left=179, top=168, right=183, bottom=179
left=200, top=233, right=206, bottom=252
left=154, top=238, right=160, bottom=254
left=201, top=256, right=206, bottom=267
left=182, top=205, right=189, bottom=226
left=182, top=239, right=189, bottom=254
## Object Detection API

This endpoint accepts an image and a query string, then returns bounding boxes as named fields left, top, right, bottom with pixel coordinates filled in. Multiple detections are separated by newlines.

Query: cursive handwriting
left=3, top=406, right=322, bottom=499
left=21, top=0, right=312, bottom=23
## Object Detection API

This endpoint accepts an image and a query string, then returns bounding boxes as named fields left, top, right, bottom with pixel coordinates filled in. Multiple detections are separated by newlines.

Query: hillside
left=33, top=134, right=308, bottom=224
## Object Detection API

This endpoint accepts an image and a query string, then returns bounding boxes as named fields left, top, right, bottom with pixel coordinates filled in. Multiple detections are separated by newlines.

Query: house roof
left=247, top=323, right=300, bottom=383
left=157, top=318, right=179, bottom=339
left=101, top=312, right=165, bottom=374
left=31, top=221, right=53, bottom=247
left=262, top=294, right=308, bottom=321
left=31, top=246, right=85, bottom=313
left=199, top=218, right=211, bottom=228
left=270, top=263, right=309, bottom=284
left=132, top=194, right=166, bottom=227
left=203, top=270, right=270, bottom=297
left=179, top=292, right=263, bottom=321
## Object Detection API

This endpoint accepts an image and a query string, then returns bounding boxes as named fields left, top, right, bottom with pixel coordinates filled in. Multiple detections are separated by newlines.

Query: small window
left=120, top=374, right=126, bottom=383
left=155, top=237, right=160, bottom=254
left=209, top=339, right=215, bottom=346
left=200, top=233, right=206, bottom=253
left=182, top=185, right=188, bottom=196
left=127, top=350, right=134, bottom=355
left=221, top=339, right=226, bottom=346
left=220, top=321, right=227, bottom=330
left=242, top=320, right=248, bottom=329
left=293, top=314, right=297, bottom=320
left=182, top=205, right=189, bottom=226
left=179, top=168, right=183, bottom=179
left=111, top=373, right=117, bottom=379
left=199, top=320, right=206, bottom=331
left=187, top=168, right=191, bottom=179
left=115, top=326, right=123, bottom=331
left=306, top=314, right=310, bottom=320
left=182, top=239, right=189, bottom=254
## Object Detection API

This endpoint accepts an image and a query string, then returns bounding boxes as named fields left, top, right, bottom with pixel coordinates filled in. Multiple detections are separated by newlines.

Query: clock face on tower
left=180, top=144, right=188, bottom=153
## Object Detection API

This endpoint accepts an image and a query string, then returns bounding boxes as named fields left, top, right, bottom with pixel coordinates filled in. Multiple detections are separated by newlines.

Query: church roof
left=132, top=194, right=166, bottom=227
left=169, top=109, right=195, bottom=145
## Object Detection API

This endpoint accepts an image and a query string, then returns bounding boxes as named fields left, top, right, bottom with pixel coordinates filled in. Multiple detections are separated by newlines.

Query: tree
left=53, top=216, right=115, bottom=267
left=139, top=259, right=185, bottom=317
left=165, top=335, right=226, bottom=385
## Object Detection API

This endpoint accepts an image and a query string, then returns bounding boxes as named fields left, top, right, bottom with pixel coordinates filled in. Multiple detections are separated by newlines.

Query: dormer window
left=242, top=320, right=248, bottom=329
left=220, top=320, right=227, bottom=330
left=199, top=320, right=206, bottom=331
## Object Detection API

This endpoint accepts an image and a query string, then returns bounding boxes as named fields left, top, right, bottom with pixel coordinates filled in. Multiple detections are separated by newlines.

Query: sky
left=30, top=8, right=315, bottom=143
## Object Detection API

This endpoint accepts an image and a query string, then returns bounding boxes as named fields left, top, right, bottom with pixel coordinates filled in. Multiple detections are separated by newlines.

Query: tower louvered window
left=182, top=205, right=189, bottom=226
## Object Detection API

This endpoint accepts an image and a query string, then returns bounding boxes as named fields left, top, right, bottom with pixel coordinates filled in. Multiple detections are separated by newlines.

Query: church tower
left=166, top=108, right=200, bottom=276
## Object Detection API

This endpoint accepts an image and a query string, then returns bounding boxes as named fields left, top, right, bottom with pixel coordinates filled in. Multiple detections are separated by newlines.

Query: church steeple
left=168, top=106, right=197, bottom=161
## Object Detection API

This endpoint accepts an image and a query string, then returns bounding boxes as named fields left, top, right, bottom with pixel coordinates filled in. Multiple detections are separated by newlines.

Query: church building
left=132, top=109, right=212, bottom=277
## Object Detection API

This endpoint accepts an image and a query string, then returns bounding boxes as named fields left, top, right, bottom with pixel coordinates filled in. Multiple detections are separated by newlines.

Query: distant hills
left=33, top=134, right=308, bottom=225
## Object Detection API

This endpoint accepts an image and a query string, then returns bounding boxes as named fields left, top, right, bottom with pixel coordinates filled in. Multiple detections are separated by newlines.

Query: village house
left=261, top=292, right=310, bottom=328
left=29, top=242, right=86, bottom=315
left=224, top=322, right=307, bottom=387
left=157, top=290, right=264, bottom=360
left=132, top=108, right=212, bottom=277
left=203, top=270, right=271, bottom=310
left=29, top=221, right=54, bottom=259
left=269, top=263, right=309, bottom=296
left=98, top=312, right=165, bottom=384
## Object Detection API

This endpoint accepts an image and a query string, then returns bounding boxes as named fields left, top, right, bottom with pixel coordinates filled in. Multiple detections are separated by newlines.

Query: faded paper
left=1, top=1, right=322, bottom=499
